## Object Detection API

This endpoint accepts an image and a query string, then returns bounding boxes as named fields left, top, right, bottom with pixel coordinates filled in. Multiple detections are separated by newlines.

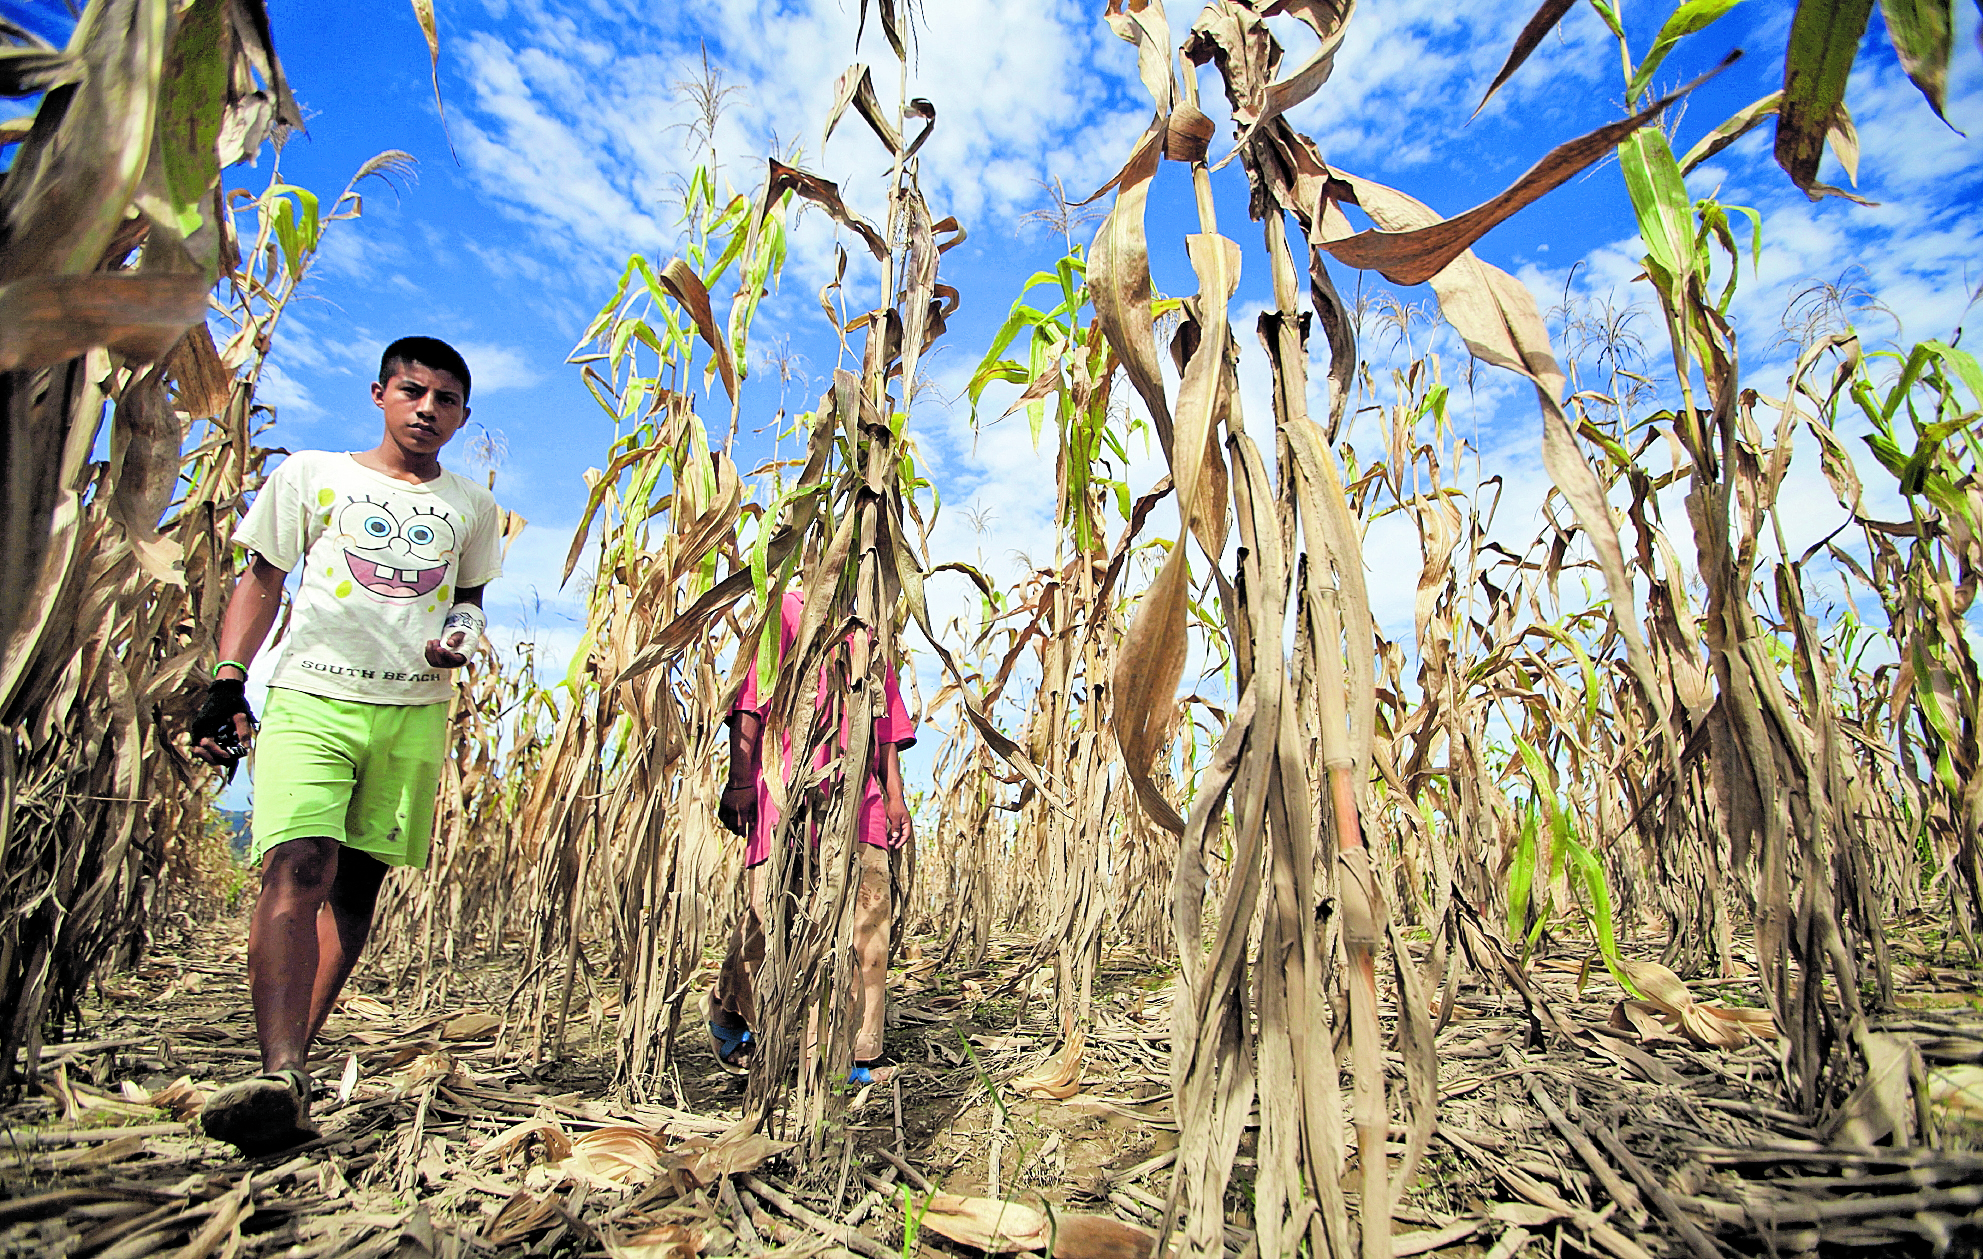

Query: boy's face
left=370, top=361, right=470, bottom=457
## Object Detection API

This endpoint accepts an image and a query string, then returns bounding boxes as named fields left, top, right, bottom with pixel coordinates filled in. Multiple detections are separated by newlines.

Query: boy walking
left=710, top=585, right=917, bottom=1085
left=190, top=337, right=503, bottom=1154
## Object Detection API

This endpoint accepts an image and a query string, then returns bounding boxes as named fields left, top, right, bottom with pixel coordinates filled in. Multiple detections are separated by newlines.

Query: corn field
left=4, top=0, right=1982, bottom=1256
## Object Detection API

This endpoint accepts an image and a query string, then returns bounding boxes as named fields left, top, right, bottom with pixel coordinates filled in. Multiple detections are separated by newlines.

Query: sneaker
left=199, top=1067, right=319, bottom=1155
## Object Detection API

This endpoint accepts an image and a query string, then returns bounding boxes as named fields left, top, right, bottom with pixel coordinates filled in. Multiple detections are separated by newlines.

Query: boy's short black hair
left=379, top=336, right=472, bottom=401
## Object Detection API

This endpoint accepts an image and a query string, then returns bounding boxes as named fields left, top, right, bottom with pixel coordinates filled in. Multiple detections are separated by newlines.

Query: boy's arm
left=192, top=554, right=287, bottom=764
left=881, top=741, right=913, bottom=846
left=728, top=710, right=763, bottom=779
left=718, top=710, right=763, bottom=835
left=425, top=584, right=486, bottom=669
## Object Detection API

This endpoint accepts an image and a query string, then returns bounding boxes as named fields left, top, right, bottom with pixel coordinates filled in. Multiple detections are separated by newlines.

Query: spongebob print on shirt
left=334, top=496, right=458, bottom=606
left=235, top=451, right=504, bottom=707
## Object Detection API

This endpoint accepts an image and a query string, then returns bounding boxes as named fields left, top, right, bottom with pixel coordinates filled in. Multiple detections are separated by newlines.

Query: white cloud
left=440, top=0, right=1146, bottom=290
left=252, top=358, right=327, bottom=425
left=484, top=514, right=590, bottom=640
left=455, top=341, right=544, bottom=393
left=311, top=221, right=409, bottom=282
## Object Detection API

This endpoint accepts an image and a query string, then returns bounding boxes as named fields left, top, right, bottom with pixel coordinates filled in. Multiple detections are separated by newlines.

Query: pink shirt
left=733, top=589, right=917, bottom=866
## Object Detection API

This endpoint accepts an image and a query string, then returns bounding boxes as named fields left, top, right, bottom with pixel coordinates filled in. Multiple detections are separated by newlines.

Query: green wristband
left=216, top=659, right=250, bottom=677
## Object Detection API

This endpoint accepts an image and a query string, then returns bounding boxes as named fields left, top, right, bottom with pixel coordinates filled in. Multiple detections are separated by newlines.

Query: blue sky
left=10, top=0, right=1981, bottom=795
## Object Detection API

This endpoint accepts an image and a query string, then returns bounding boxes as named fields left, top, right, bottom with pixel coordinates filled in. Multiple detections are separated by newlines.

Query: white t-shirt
left=234, top=451, right=504, bottom=706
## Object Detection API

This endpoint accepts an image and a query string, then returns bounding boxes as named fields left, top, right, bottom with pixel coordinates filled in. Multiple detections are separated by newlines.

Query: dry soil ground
left=2, top=909, right=1980, bottom=1258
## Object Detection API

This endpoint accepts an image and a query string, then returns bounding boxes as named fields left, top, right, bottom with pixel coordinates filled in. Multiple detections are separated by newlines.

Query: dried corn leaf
left=760, top=159, right=888, bottom=261
left=47, top=1133, right=147, bottom=1168
left=1112, top=234, right=1240, bottom=835
left=440, top=1011, right=502, bottom=1040
left=561, top=1125, right=668, bottom=1189
left=1776, top=0, right=1877, bottom=201
left=148, top=1076, right=210, bottom=1121
left=1211, top=0, right=1353, bottom=162
left=823, top=62, right=900, bottom=153
left=0, top=273, right=211, bottom=373
left=340, top=995, right=394, bottom=1021
left=1011, top=1029, right=1085, bottom=1099
left=390, top=1050, right=462, bottom=1095
left=1105, top=0, right=1174, bottom=114
left=1473, top=0, right=1580, bottom=118
left=916, top=1194, right=1151, bottom=1258
left=47, top=1066, right=162, bottom=1124
left=1087, top=125, right=1170, bottom=447
left=1609, top=999, right=1681, bottom=1044
left=1044, top=1214, right=1161, bottom=1259
left=1831, top=1032, right=1920, bottom=1148
left=917, top=1195, right=1053, bottom=1252
left=1319, top=72, right=1718, bottom=285
left=478, top=1118, right=574, bottom=1169
left=484, top=1190, right=564, bottom=1246
left=656, top=259, right=738, bottom=405
left=1617, top=959, right=1779, bottom=1048
left=1679, top=90, right=1783, bottom=173
left=602, top=1223, right=702, bottom=1259
left=162, top=321, right=231, bottom=419
left=677, top=1121, right=793, bottom=1182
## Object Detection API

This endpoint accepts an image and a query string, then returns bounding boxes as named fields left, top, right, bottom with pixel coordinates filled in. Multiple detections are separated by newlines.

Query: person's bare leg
left=247, top=837, right=340, bottom=1074
left=306, top=846, right=391, bottom=1042
left=851, top=843, right=892, bottom=1063
left=712, top=863, right=768, bottom=1065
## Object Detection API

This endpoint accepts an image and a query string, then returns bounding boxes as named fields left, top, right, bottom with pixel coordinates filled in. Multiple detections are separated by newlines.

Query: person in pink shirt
left=710, top=586, right=916, bottom=1084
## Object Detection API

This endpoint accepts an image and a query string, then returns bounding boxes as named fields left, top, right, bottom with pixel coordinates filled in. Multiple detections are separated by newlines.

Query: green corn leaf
left=562, top=627, right=595, bottom=696
left=1777, top=0, right=1877, bottom=199
left=270, top=197, right=301, bottom=279
left=1536, top=621, right=1602, bottom=728
left=1921, top=339, right=1983, bottom=409
left=155, top=0, right=229, bottom=238
left=293, top=188, right=322, bottom=253
left=1627, top=0, right=1746, bottom=106
left=1588, top=0, right=1627, bottom=40
left=578, top=260, right=640, bottom=346
left=1508, top=797, right=1541, bottom=946
left=1877, top=0, right=1954, bottom=119
left=1881, top=342, right=1937, bottom=422
left=967, top=309, right=1050, bottom=417
left=1537, top=803, right=1571, bottom=953
left=1617, top=128, right=1696, bottom=298
left=1512, top=731, right=1557, bottom=797
left=706, top=217, right=751, bottom=289
left=1560, top=828, right=1635, bottom=992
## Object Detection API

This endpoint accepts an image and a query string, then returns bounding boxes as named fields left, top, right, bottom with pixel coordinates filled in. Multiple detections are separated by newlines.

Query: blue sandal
left=705, top=992, right=753, bottom=1074
left=711, top=1021, right=752, bottom=1068
left=848, top=1062, right=897, bottom=1087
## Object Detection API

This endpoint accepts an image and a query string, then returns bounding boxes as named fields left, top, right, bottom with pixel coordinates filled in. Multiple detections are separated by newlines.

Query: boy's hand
left=428, top=600, right=486, bottom=669
left=425, top=637, right=471, bottom=669
left=190, top=677, right=256, bottom=771
left=718, top=784, right=757, bottom=836
left=885, top=795, right=914, bottom=847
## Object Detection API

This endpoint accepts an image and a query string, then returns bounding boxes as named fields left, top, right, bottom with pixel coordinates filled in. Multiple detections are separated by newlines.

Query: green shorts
left=250, top=688, right=450, bottom=868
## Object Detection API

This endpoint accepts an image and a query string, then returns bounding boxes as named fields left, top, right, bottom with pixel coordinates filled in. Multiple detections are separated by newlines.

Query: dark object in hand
left=191, top=677, right=257, bottom=778
left=210, top=725, right=249, bottom=761
left=718, top=783, right=756, bottom=837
